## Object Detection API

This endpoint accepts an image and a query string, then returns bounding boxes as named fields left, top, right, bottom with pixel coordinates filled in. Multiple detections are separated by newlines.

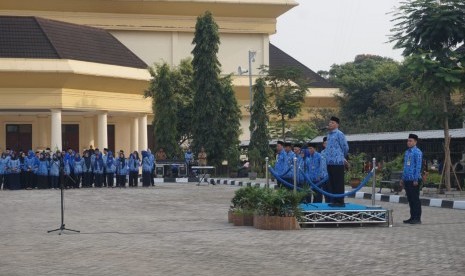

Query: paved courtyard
left=1, top=183, right=464, bottom=276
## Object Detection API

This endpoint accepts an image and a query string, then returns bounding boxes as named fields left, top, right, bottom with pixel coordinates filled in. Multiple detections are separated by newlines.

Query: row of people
left=274, top=116, right=349, bottom=206
left=0, top=148, right=157, bottom=190
left=273, top=140, right=328, bottom=203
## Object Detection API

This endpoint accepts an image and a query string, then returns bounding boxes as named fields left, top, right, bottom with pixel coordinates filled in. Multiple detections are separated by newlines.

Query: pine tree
left=191, top=11, right=241, bottom=166
left=248, top=77, right=270, bottom=173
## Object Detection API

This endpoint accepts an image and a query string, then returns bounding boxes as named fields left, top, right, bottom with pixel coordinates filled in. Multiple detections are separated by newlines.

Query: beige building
left=0, top=0, right=338, bottom=154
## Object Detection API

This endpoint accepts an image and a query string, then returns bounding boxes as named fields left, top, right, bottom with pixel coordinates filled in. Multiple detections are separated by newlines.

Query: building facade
left=0, top=0, right=338, bottom=154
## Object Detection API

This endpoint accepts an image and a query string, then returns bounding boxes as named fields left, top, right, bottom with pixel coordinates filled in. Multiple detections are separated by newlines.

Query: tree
left=191, top=11, right=241, bottom=166
left=265, top=66, right=309, bottom=140
left=219, top=75, right=242, bottom=168
left=287, top=121, right=318, bottom=143
left=174, top=58, right=195, bottom=146
left=328, top=55, right=402, bottom=127
left=145, top=63, right=179, bottom=157
left=390, top=0, right=465, bottom=190
left=249, top=78, right=271, bottom=173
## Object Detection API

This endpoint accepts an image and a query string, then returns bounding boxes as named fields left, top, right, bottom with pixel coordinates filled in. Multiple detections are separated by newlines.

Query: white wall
left=111, top=31, right=269, bottom=73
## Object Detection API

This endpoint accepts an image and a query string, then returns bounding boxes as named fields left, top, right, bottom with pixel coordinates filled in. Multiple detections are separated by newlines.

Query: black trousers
left=327, top=165, right=345, bottom=204
left=83, top=172, right=92, bottom=187
left=404, top=180, right=422, bottom=220
left=94, top=174, right=103, bottom=187
left=25, top=171, right=34, bottom=189
left=312, top=181, right=330, bottom=203
left=129, top=171, right=138, bottom=187
left=116, top=175, right=126, bottom=187
left=106, top=173, right=114, bottom=187
left=142, top=171, right=151, bottom=187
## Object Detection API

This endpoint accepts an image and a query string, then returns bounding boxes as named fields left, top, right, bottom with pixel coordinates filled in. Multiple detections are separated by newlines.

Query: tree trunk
left=442, top=93, right=452, bottom=191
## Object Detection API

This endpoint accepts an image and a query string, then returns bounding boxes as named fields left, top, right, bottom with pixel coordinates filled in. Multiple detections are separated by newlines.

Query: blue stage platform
left=299, top=203, right=393, bottom=227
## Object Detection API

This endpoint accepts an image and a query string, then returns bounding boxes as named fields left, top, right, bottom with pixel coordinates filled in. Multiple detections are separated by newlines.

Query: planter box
left=232, top=213, right=254, bottom=226
left=253, top=215, right=300, bottom=230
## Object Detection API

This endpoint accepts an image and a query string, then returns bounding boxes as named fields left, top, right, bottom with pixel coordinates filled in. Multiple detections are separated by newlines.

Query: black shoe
left=409, top=219, right=422, bottom=224
left=403, top=218, right=412, bottom=224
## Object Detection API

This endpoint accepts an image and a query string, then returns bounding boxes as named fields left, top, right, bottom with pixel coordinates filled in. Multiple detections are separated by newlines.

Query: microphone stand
left=48, top=166, right=80, bottom=235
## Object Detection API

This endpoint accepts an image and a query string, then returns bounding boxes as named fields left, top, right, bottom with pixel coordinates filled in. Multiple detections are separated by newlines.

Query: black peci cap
left=408, top=133, right=418, bottom=141
left=330, top=116, right=340, bottom=124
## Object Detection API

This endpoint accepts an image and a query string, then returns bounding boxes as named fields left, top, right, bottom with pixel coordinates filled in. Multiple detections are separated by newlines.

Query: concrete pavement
left=1, top=183, right=464, bottom=276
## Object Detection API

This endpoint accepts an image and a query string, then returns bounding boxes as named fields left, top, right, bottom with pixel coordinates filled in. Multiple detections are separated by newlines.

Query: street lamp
left=248, top=50, right=256, bottom=115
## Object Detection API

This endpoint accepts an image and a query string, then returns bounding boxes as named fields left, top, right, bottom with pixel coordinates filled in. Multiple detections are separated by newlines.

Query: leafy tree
left=145, top=63, right=179, bottom=157
left=219, top=75, right=242, bottom=168
left=191, top=11, right=241, bottom=166
left=249, top=78, right=271, bottom=173
left=174, top=58, right=195, bottom=146
left=264, top=66, right=309, bottom=140
left=287, top=121, right=318, bottom=143
left=390, top=0, right=465, bottom=190
left=328, top=55, right=402, bottom=127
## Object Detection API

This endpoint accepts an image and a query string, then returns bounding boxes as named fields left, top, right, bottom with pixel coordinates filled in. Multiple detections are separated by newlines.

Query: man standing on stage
left=325, top=116, right=349, bottom=207
left=400, top=134, right=423, bottom=224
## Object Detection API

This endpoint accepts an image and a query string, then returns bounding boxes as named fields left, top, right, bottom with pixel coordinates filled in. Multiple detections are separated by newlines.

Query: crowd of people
left=0, top=147, right=157, bottom=190
left=274, top=116, right=349, bottom=206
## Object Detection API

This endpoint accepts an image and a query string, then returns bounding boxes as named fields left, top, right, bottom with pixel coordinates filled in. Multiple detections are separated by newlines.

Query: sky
left=270, top=0, right=405, bottom=72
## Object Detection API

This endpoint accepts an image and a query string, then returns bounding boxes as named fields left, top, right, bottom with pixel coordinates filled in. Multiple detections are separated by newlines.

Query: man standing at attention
left=400, top=134, right=423, bottom=225
left=325, top=116, right=349, bottom=207
left=273, top=141, right=288, bottom=187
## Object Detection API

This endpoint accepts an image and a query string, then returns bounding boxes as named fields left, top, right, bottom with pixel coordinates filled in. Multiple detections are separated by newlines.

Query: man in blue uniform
left=306, top=143, right=328, bottom=203
left=273, top=141, right=288, bottom=187
left=283, top=142, right=296, bottom=186
left=400, top=133, right=423, bottom=224
left=325, top=116, right=349, bottom=207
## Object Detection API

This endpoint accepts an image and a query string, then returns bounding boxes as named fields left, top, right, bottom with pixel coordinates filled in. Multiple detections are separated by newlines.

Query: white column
left=131, top=117, right=139, bottom=152
left=97, top=112, right=108, bottom=149
left=138, top=114, right=148, bottom=151
left=37, top=115, right=49, bottom=149
left=84, top=115, right=95, bottom=150
left=50, top=109, right=62, bottom=151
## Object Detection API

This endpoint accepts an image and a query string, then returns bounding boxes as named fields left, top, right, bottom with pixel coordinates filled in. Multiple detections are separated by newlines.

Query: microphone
left=318, top=126, right=328, bottom=131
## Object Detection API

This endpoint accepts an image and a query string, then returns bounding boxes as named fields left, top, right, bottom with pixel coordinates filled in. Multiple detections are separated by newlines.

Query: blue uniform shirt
left=306, top=151, right=327, bottom=182
left=283, top=150, right=296, bottom=179
left=402, top=146, right=423, bottom=181
left=274, top=149, right=288, bottom=177
left=325, top=129, right=349, bottom=165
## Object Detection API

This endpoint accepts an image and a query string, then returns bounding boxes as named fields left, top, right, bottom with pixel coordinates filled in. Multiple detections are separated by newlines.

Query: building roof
left=311, top=128, right=465, bottom=143
left=269, top=43, right=335, bottom=88
left=0, top=16, right=147, bottom=69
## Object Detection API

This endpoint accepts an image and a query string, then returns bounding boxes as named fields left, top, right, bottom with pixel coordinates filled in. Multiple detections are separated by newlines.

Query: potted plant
left=229, top=186, right=262, bottom=226
left=346, top=153, right=367, bottom=188
left=253, top=188, right=305, bottom=230
left=382, top=154, right=404, bottom=193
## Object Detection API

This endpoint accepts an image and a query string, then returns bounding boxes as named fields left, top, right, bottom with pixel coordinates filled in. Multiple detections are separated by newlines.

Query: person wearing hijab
left=49, top=153, right=61, bottom=189
left=82, top=150, right=93, bottom=188
left=36, top=152, right=50, bottom=189
left=128, top=152, right=140, bottom=187
left=24, top=150, right=37, bottom=190
left=141, top=150, right=154, bottom=187
left=115, top=151, right=128, bottom=188
left=93, top=152, right=104, bottom=188
left=7, top=152, right=22, bottom=190
left=73, top=153, right=84, bottom=188
left=0, top=153, right=7, bottom=190
left=105, top=151, right=116, bottom=188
